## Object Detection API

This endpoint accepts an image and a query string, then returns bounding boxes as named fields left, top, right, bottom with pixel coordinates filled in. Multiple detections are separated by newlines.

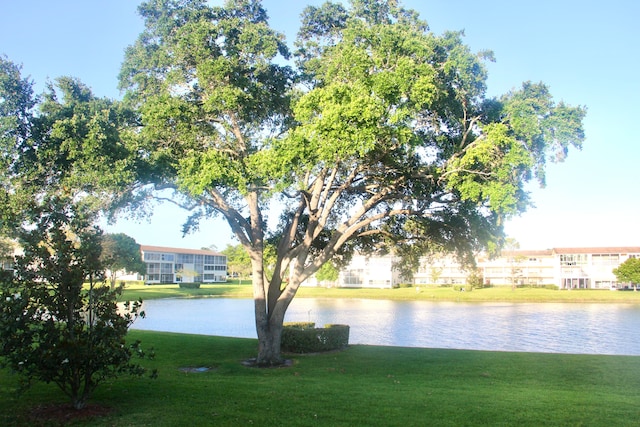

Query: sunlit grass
left=118, top=281, right=640, bottom=304
left=117, top=281, right=253, bottom=302
left=2, top=331, right=639, bottom=426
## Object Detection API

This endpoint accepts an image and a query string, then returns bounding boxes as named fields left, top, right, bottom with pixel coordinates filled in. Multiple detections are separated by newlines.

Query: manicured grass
left=117, top=282, right=254, bottom=301
left=2, top=331, right=639, bottom=426
left=119, top=281, right=640, bottom=304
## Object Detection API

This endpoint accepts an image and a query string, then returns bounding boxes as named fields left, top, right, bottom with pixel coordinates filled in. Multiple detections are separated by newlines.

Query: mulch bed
left=24, top=403, right=112, bottom=426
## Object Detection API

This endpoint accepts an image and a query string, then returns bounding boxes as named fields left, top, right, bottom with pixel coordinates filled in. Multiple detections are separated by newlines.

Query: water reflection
left=130, top=298, right=640, bottom=355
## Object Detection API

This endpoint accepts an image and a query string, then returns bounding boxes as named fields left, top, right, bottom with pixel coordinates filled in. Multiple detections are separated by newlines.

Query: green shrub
left=397, top=283, right=413, bottom=288
left=179, top=282, right=201, bottom=289
left=283, top=322, right=316, bottom=330
left=466, top=269, right=484, bottom=288
left=281, top=323, right=349, bottom=353
left=0, top=200, right=153, bottom=410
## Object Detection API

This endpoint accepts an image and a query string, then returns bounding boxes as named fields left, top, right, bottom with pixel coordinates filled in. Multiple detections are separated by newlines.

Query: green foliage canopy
left=0, top=56, right=153, bottom=407
left=221, top=243, right=252, bottom=278
left=0, top=56, right=138, bottom=232
left=613, top=258, right=640, bottom=284
left=100, top=233, right=147, bottom=288
left=116, top=0, right=585, bottom=365
left=0, top=197, right=151, bottom=410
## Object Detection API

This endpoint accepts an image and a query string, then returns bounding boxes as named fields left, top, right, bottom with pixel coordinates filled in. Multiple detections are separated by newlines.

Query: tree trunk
left=72, top=395, right=88, bottom=411
left=255, top=313, right=285, bottom=366
left=253, top=284, right=292, bottom=366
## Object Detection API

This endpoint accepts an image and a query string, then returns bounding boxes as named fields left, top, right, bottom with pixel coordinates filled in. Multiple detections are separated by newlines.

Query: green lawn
left=119, top=281, right=640, bottom=304
left=2, top=331, right=639, bottom=426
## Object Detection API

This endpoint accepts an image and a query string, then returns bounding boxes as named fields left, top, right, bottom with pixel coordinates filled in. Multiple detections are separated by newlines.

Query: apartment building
left=479, top=250, right=557, bottom=287
left=140, top=245, right=227, bottom=284
left=413, top=255, right=471, bottom=286
left=553, top=247, right=640, bottom=289
left=325, top=247, right=640, bottom=289
left=336, top=253, right=403, bottom=288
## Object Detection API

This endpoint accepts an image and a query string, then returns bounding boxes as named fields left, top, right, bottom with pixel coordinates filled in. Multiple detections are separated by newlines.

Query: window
left=177, top=254, right=194, bottom=263
left=343, top=269, right=363, bottom=285
left=560, top=254, right=587, bottom=266
left=205, top=255, right=226, bottom=265
left=144, top=252, right=161, bottom=261
left=592, top=254, right=619, bottom=266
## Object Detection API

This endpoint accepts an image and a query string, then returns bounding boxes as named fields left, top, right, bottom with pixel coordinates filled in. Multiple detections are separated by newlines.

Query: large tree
left=118, top=0, right=585, bottom=365
left=100, top=233, right=147, bottom=289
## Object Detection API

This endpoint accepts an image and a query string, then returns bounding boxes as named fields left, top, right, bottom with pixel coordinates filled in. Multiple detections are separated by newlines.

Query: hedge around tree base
left=281, top=322, right=350, bottom=353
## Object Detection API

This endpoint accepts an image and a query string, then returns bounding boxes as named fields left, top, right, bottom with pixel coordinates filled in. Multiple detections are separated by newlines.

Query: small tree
left=100, top=233, right=146, bottom=289
left=613, top=258, right=640, bottom=289
left=315, top=262, right=339, bottom=286
left=504, top=238, right=524, bottom=290
left=466, top=267, right=484, bottom=289
left=0, top=198, right=152, bottom=410
left=430, top=266, right=444, bottom=285
left=222, top=244, right=252, bottom=282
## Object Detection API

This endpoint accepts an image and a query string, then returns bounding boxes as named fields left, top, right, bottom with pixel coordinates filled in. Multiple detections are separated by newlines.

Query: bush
left=281, top=323, right=350, bottom=353
left=466, top=269, right=484, bottom=289
left=283, top=322, right=316, bottom=329
left=0, top=199, right=154, bottom=410
left=179, top=282, right=201, bottom=289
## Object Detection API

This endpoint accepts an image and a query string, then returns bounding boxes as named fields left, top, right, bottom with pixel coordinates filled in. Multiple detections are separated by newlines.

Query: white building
left=336, top=253, right=402, bottom=288
left=413, top=255, right=471, bottom=286
left=140, top=245, right=227, bottom=284
left=320, top=247, right=640, bottom=289
left=553, top=247, right=640, bottom=289
left=479, top=250, right=557, bottom=287
left=479, top=247, right=640, bottom=289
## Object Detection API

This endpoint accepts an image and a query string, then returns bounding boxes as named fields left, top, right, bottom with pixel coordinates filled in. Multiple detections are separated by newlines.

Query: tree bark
left=255, top=309, right=285, bottom=366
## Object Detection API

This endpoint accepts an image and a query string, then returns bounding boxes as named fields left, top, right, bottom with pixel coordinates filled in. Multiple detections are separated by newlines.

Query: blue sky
left=1, top=0, right=638, bottom=251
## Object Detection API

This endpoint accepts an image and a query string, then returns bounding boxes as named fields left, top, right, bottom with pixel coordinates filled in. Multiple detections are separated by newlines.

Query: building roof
left=551, top=247, right=640, bottom=255
left=140, top=245, right=224, bottom=256
left=499, top=247, right=640, bottom=257
left=501, top=249, right=554, bottom=257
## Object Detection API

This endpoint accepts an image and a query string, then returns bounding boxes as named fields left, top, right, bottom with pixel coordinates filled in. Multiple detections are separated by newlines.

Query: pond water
left=129, top=298, right=640, bottom=355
